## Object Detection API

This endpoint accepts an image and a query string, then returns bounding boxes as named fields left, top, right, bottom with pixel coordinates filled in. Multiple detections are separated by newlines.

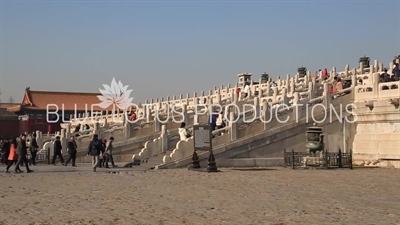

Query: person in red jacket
left=130, top=112, right=137, bottom=122
left=5, top=138, right=19, bottom=173
left=236, top=87, right=241, bottom=100
left=322, top=68, right=328, bottom=79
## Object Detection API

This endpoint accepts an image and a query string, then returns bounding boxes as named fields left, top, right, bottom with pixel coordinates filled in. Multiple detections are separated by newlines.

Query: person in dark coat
left=30, top=133, right=39, bottom=166
left=87, top=134, right=103, bottom=172
left=64, top=136, right=77, bottom=167
left=52, top=136, right=64, bottom=165
left=105, top=137, right=116, bottom=168
left=1, top=139, right=10, bottom=165
left=14, top=134, right=33, bottom=173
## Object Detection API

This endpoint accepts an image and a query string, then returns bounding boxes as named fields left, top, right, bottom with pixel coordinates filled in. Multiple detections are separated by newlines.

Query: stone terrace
left=32, top=58, right=400, bottom=168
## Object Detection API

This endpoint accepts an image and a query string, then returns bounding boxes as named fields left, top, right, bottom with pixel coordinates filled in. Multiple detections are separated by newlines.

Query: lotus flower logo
left=97, top=78, right=134, bottom=110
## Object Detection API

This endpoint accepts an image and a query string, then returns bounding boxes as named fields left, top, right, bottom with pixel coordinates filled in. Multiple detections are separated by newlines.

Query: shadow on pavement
left=229, top=168, right=277, bottom=171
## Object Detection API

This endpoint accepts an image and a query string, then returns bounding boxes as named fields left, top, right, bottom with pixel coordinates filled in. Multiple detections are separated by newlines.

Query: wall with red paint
left=0, top=119, right=20, bottom=138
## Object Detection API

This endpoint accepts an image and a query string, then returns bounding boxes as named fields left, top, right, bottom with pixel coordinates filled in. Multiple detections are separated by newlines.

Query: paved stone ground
left=0, top=165, right=399, bottom=225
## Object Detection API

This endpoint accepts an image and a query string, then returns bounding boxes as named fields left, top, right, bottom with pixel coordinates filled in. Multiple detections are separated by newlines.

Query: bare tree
left=8, top=96, right=14, bottom=103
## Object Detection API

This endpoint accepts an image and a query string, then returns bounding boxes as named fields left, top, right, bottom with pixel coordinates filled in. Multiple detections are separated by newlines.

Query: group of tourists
left=86, top=134, right=116, bottom=172
left=0, top=134, right=34, bottom=173
left=379, top=64, right=400, bottom=82
left=0, top=132, right=117, bottom=173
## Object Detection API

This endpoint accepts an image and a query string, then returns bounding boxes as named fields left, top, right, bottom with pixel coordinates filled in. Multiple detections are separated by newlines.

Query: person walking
left=1, top=139, right=10, bottom=165
left=87, top=134, right=103, bottom=172
left=14, top=134, right=33, bottom=173
left=98, top=139, right=107, bottom=168
left=105, top=137, right=116, bottom=168
left=5, top=138, right=18, bottom=173
left=30, top=133, right=39, bottom=166
left=64, top=136, right=77, bottom=167
left=52, top=136, right=64, bottom=165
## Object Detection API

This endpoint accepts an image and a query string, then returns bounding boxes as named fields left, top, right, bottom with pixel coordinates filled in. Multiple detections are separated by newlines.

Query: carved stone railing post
left=344, top=64, right=349, bottom=76
left=124, top=116, right=131, bottom=139
left=332, top=66, right=337, bottom=78
left=290, top=78, right=295, bottom=96
left=193, top=114, right=199, bottom=125
left=262, top=101, right=269, bottom=130
left=323, top=83, right=330, bottom=108
left=373, top=73, right=380, bottom=98
left=308, top=81, right=314, bottom=99
left=359, top=62, right=364, bottom=74
left=154, top=115, right=161, bottom=133
left=277, top=77, right=282, bottom=89
left=193, top=92, right=198, bottom=107
left=233, top=85, right=238, bottom=103
left=351, top=72, right=357, bottom=87
left=282, top=88, right=289, bottom=105
left=253, top=97, right=260, bottom=118
left=352, top=68, right=357, bottom=77
left=294, top=73, right=299, bottom=83
left=230, top=112, right=237, bottom=141
left=304, top=75, right=309, bottom=88
left=230, top=88, right=235, bottom=103
left=266, top=81, right=271, bottom=97
left=292, top=92, right=299, bottom=105
left=161, top=125, right=168, bottom=153
left=272, top=87, right=277, bottom=102
left=286, top=74, right=290, bottom=89
left=60, top=128, right=67, bottom=150
left=378, top=63, right=384, bottom=72
left=214, top=90, right=221, bottom=104
left=93, top=120, right=100, bottom=136
left=65, top=123, right=71, bottom=140
left=374, top=60, right=378, bottom=72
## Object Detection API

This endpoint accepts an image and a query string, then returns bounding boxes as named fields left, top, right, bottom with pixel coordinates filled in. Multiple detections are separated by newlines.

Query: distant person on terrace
left=392, top=63, right=400, bottom=79
left=179, top=122, right=191, bottom=141
left=216, top=111, right=225, bottom=130
left=336, top=78, right=343, bottom=91
left=83, top=124, right=90, bottom=135
left=208, top=112, right=218, bottom=131
left=130, top=111, right=137, bottom=122
left=236, top=87, right=241, bottom=101
left=243, top=82, right=250, bottom=99
left=322, top=68, right=328, bottom=80
left=380, top=68, right=391, bottom=82
left=74, top=124, right=81, bottom=137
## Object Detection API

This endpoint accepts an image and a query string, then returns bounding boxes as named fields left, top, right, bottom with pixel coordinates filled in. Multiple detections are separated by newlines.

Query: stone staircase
left=155, top=91, right=354, bottom=169
left=39, top=58, right=400, bottom=168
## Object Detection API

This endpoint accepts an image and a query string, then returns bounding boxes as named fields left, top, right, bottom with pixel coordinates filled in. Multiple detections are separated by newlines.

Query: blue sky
left=1, top=0, right=399, bottom=104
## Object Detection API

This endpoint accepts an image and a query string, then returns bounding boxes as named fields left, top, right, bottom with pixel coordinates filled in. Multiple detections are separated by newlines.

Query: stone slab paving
left=0, top=163, right=148, bottom=174
left=0, top=167, right=399, bottom=225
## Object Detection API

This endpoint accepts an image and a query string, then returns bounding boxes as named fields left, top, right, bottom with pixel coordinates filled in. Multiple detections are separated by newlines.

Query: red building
left=7, top=87, right=114, bottom=134
left=0, top=103, right=20, bottom=138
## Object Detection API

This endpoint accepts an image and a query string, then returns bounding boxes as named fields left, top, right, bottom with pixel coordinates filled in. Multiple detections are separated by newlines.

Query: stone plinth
left=301, top=156, right=326, bottom=168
